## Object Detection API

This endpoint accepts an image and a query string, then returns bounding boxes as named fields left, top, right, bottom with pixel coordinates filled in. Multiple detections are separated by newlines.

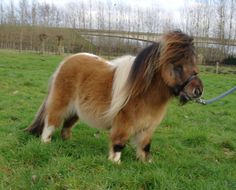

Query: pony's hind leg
left=41, top=92, right=73, bottom=143
left=41, top=110, right=64, bottom=143
left=40, top=62, right=77, bottom=143
left=61, top=114, right=79, bottom=140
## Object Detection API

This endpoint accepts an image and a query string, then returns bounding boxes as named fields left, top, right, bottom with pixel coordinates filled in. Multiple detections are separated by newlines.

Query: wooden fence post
left=216, top=61, right=219, bottom=74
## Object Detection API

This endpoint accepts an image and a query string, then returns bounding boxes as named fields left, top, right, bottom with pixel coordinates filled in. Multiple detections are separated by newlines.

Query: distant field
left=0, top=50, right=236, bottom=190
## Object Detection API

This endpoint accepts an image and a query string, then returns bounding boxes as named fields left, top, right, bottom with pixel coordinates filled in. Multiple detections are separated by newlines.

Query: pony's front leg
left=108, top=112, right=131, bottom=164
left=133, top=127, right=154, bottom=162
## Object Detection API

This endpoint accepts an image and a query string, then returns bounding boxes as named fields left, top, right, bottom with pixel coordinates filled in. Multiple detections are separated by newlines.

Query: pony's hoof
left=61, top=129, right=71, bottom=140
left=94, top=131, right=100, bottom=139
left=137, top=154, right=152, bottom=163
left=108, top=152, right=121, bottom=164
left=108, top=158, right=121, bottom=164
left=41, top=136, right=52, bottom=143
left=146, top=157, right=153, bottom=163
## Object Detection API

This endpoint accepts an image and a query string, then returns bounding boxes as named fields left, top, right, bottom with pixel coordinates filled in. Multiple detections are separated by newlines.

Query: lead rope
left=195, top=86, right=236, bottom=105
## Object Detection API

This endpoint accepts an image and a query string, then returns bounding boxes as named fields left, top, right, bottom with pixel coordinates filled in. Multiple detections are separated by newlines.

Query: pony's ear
left=181, top=36, right=194, bottom=48
left=187, top=36, right=194, bottom=45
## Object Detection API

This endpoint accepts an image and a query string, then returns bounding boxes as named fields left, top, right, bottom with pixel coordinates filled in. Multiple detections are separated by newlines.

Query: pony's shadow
left=18, top=125, right=136, bottom=163
left=53, top=127, right=136, bottom=162
left=51, top=128, right=109, bottom=159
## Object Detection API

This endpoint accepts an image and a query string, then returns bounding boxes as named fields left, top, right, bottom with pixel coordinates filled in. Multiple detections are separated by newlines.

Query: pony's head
left=128, top=30, right=203, bottom=104
left=159, top=30, right=203, bottom=104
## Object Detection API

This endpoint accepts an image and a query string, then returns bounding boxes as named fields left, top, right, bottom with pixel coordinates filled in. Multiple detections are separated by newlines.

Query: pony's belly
left=76, top=106, right=110, bottom=129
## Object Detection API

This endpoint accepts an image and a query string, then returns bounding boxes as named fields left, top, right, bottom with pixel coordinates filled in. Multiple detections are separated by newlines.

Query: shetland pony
left=26, top=31, right=203, bottom=163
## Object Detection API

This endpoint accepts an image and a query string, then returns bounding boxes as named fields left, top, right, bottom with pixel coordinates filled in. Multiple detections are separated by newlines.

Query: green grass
left=0, top=50, right=236, bottom=190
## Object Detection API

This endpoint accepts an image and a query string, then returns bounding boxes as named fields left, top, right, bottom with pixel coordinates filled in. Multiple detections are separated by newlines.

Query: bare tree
left=227, top=0, right=235, bottom=54
left=88, top=0, right=93, bottom=29
left=65, top=2, right=78, bottom=29
left=0, top=0, right=5, bottom=24
left=39, top=33, right=48, bottom=54
left=18, top=0, right=30, bottom=52
left=38, top=2, right=51, bottom=26
left=80, top=0, right=86, bottom=29
left=215, top=0, right=227, bottom=59
left=56, top=35, right=64, bottom=55
left=7, top=0, right=17, bottom=25
left=133, top=7, right=142, bottom=39
left=162, top=14, right=175, bottom=32
left=19, top=0, right=29, bottom=25
left=97, top=1, right=105, bottom=30
left=216, top=0, right=226, bottom=39
left=31, top=1, right=38, bottom=26
left=106, top=0, right=112, bottom=31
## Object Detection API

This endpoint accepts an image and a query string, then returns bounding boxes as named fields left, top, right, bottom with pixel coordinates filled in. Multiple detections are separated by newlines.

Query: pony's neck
left=143, top=70, right=172, bottom=107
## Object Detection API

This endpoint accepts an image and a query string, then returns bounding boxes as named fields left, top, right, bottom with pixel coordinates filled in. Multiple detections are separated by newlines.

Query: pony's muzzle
left=193, top=87, right=202, bottom=98
left=179, top=77, right=203, bottom=104
left=185, top=77, right=203, bottom=99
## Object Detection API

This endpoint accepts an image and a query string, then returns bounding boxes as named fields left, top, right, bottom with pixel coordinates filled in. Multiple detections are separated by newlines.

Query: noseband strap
left=172, top=75, right=197, bottom=96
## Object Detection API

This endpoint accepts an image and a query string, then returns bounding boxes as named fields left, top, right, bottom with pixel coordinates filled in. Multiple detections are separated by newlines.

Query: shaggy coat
left=26, top=31, right=203, bottom=163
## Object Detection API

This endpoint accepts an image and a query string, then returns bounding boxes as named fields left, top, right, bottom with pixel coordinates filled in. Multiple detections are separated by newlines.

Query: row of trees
left=0, top=0, right=235, bottom=61
left=0, top=0, right=167, bottom=32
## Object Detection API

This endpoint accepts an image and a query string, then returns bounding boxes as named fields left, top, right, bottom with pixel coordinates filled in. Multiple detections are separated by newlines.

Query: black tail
left=25, top=99, right=47, bottom=136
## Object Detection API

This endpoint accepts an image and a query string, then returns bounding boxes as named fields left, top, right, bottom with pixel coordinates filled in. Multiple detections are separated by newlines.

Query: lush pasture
left=0, top=50, right=236, bottom=190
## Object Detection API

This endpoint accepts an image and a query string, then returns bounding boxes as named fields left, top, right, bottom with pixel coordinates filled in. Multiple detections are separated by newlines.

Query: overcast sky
left=8, top=0, right=195, bottom=12
left=53, top=0, right=187, bottom=11
left=7, top=0, right=199, bottom=23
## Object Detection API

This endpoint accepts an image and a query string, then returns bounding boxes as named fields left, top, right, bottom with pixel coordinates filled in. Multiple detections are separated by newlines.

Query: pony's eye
left=174, top=65, right=183, bottom=73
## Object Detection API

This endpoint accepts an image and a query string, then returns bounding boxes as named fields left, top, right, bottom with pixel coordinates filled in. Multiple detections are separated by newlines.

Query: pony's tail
left=25, top=72, right=56, bottom=136
left=24, top=98, right=47, bottom=136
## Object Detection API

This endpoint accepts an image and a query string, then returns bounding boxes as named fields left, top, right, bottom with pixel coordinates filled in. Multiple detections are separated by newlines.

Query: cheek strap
left=171, top=75, right=197, bottom=96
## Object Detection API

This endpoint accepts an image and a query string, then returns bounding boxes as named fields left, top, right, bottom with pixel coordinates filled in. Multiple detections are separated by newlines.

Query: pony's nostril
left=194, top=88, right=202, bottom=97
left=199, top=90, right=202, bottom=96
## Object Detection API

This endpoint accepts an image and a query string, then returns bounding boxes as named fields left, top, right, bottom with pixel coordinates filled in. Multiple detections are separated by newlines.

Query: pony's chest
left=126, top=101, right=168, bottom=133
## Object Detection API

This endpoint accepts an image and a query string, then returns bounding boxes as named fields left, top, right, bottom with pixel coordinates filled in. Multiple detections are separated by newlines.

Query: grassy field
left=0, top=50, right=236, bottom=190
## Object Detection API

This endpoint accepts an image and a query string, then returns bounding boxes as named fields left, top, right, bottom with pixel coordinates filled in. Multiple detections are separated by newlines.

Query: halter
left=172, top=74, right=197, bottom=96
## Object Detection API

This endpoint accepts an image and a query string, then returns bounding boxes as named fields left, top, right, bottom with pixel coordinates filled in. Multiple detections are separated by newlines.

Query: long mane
left=103, top=44, right=162, bottom=121
left=128, top=43, right=162, bottom=96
